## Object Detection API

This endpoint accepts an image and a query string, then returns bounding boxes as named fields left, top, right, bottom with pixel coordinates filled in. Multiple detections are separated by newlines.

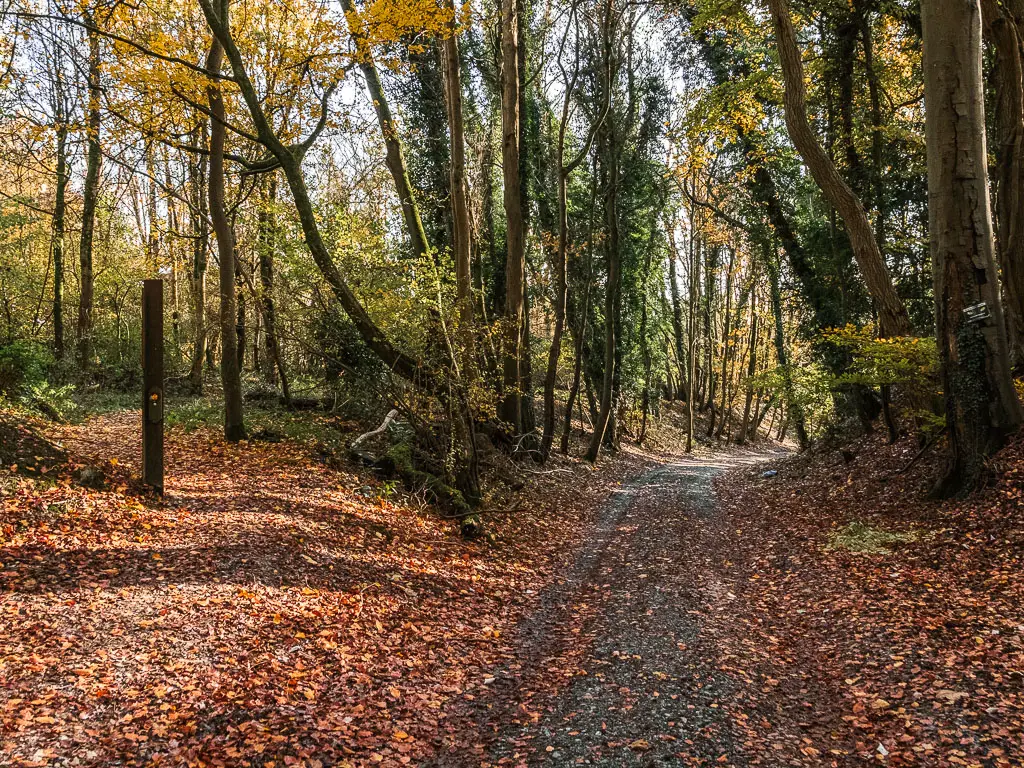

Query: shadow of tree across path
left=0, top=539, right=471, bottom=597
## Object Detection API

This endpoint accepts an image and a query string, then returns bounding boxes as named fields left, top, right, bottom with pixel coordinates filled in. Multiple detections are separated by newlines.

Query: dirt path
left=429, top=449, right=788, bottom=767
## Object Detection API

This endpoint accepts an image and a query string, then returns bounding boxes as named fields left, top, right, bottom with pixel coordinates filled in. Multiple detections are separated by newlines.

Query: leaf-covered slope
left=712, top=431, right=1024, bottom=766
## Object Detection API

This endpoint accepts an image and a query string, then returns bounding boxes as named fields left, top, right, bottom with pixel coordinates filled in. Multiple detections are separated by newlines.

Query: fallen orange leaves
left=1, top=411, right=641, bottom=767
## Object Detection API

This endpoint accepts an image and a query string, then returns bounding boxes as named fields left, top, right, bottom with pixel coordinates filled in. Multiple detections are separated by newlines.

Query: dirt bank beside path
left=428, top=448, right=790, bottom=768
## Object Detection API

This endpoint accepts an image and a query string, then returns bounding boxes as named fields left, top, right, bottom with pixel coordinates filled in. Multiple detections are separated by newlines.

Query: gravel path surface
left=429, top=450, right=786, bottom=767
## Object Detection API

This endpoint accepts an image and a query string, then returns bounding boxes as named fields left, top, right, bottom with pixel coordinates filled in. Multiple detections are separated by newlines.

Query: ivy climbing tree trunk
left=922, top=0, right=1022, bottom=494
left=561, top=168, right=598, bottom=454
left=586, top=122, right=620, bottom=462
left=860, top=8, right=888, bottom=254
left=668, top=231, right=688, bottom=398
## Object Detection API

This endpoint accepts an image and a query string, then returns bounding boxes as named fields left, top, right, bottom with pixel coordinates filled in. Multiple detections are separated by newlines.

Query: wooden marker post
left=142, top=279, right=164, bottom=493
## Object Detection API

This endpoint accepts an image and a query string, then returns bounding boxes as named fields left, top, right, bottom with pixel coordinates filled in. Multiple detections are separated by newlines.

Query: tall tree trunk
left=440, top=13, right=481, bottom=502
left=686, top=224, right=701, bottom=452
left=767, top=0, right=911, bottom=337
left=736, top=288, right=758, bottom=444
left=860, top=9, right=888, bottom=254
left=76, top=14, right=101, bottom=371
left=499, top=0, right=526, bottom=434
left=516, top=0, right=538, bottom=438
left=981, top=0, right=1024, bottom=367
left=442, top=19, right=473, bottom=330
left=922, top=0, right=1022, bottom=494
left=561, top=276, right=591, bottom=454
left=165, top=158, right=181, bottom=356
left=52, top=120, right=67, bottom=360
left=765, top=241, right=809, bottom=449
left=561, top=177, right=598, bottom=455
left=541, top=27, right=610, bottom=459
left=206, top=25, right=245, bottom=441
left=662, top=326, right=675, bottom=401
left=701, top=244, right=717, bottom=412
left=479, top=126, right=501, bottom=320
left=835, top=11, right=866, bottom=198
left=258, top=174, right=289, bottom=402
left=252, top=311, right=260, bottom=374
left=715, top=248, right=736, bottom=438
left=710, top=247, right=734, bottom=437
left=236, top=272, right=246, bottom=372
left=585, top=242, right=617, bottom=462
left=585, top=126, right=620, bottom=462
left=341, top=0, right=430, bottom=261
left=540, top=151, right=571, bottom=458
left=637, top=218, right=657, bottom=445
left=189, top=123, right=209, bottom=394
left=668, top=230, right=688, bottom=397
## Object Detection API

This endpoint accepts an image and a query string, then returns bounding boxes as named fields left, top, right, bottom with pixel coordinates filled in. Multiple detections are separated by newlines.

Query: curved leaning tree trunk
left=921, top=0, right=1023, bottom=495
left=766, top=0, right=911, bottom=338
left=197, top=0, right=496, bottom=517
left=197, top=0, right=432, bottom=391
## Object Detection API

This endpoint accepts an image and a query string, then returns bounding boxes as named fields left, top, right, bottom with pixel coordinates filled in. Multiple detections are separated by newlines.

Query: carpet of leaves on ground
left=0, top=410, right=654, bottom=767
left=709, top=431, right=1024, bottom=767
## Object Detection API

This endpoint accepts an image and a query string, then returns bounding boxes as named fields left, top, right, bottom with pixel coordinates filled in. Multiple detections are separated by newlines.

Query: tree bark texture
left=922, top=0, right=1022, bottom=493
left=499, top=0, right=526, bottom=433
left=981, top=0, right=1024, bottom=367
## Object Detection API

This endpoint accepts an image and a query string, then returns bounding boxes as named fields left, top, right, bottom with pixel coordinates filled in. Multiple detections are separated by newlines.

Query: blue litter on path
left=762, top=470, right=778, bottom=478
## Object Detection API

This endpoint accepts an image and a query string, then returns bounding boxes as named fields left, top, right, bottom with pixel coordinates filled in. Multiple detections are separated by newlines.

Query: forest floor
left=424, top=429, right=1024, bottom=768
left=1, top=408, right=1022, bottom=768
